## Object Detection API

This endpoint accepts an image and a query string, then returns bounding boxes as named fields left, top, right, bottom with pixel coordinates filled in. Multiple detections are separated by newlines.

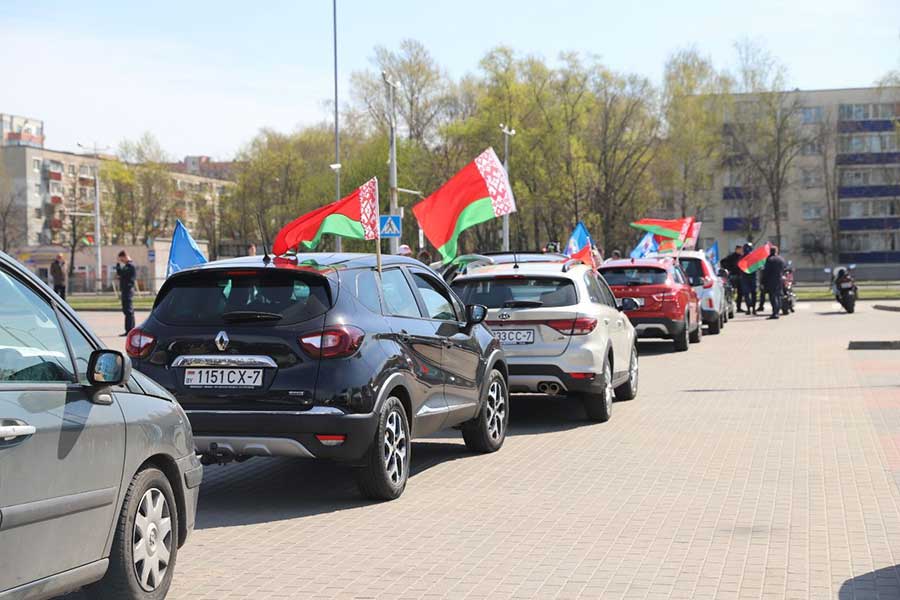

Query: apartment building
left=0, top=113, right=44, bottom=148
left=660, top=87, right=899, bottom=275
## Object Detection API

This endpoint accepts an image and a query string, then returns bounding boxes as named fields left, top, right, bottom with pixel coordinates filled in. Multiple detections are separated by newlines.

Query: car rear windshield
left=452, top=277, right=578, bottom=308
left=154, top=270, right=332, bottom=326
left=599, top=267, right=668, bottom=286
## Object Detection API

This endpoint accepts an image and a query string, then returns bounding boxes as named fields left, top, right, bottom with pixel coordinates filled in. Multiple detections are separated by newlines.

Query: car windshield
left=452, top=277, right=578, bottom=308
left=154, top=270, right=332, bottom=325
left=599, top=267, right=668, bottom=286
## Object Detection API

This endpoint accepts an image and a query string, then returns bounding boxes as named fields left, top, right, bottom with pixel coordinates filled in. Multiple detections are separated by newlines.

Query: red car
left=598, top=258, right=702, bottom=351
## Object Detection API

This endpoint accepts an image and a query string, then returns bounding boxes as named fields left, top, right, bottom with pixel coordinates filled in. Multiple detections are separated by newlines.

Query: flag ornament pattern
left=273, top=177, right=379, bottom=255
left=683, top=221, right=702, bottom=250
left=413, top=148, right=517, bottom=262
left=738, top=243, right=772, bottom=274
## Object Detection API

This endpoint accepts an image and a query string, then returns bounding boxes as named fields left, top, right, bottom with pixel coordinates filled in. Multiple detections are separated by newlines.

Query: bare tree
left=813, top=110, right=842, bottom=262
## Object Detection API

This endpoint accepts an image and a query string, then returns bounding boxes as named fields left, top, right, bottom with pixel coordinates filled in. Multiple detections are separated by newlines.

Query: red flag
left=737, top=243, right=772, bottom=274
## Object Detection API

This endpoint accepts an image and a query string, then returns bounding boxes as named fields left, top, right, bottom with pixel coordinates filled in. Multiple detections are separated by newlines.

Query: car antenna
left=256, top=214, right=272, bottom=264
left=513, top=251, right=519, bottom=269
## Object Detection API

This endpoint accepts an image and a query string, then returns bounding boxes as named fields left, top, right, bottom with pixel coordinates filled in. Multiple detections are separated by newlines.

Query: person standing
left=115, top=250, right=137, bottom=336
left=247, top=243, right=257, bottom=256
left=720, top=245, right=744, bottom=312
left=761, top=245, right=786, bottom=320
left=739, top=243, right=757, bottom=315
left=50, top=253, right=68, bottom=300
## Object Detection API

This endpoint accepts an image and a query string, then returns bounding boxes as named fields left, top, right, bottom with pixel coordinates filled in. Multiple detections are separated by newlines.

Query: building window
left=801, top=168, right=823, bottom=187
left=33, top=182, right=41, bottom=195
left=32, top=158, right=41, bottom=172
left=68, top=164, right=75, bottom=175
left=50, top=182, right=61, bottom=195
left=801, top=139, right=823, bottom=156
left=801, top=106, right=823, bottom=124
left=802, top=202, right=824, bottom=220
left=34, top=208, right=42, bottom=219
left=79, top=165, right=91, bottom=177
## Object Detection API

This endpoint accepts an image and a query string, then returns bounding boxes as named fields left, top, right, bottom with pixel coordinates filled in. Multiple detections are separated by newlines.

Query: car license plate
left=494, top=329, right=534, bottom=345
left=183, top=368, right=263, bottom=388
left=840, top=282, right=854, bottom=289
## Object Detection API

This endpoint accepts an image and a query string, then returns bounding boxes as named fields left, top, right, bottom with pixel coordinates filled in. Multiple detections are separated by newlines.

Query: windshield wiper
left=502, top=300, right=544, bottom=308
left=221, top=311, right=283, bottom=322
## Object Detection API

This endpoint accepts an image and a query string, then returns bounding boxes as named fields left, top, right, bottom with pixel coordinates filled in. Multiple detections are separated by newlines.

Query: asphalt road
left=64, top=301, right=900, bottom=599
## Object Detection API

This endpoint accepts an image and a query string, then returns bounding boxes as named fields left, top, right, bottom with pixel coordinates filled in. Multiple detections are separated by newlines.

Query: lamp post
left=383, top=71, right=400, bottom=255
left=499, top=124, right=515, bottom=251
left=77, top=142, right=107, bottom=293
left=332, top=0, right=342, bottom=252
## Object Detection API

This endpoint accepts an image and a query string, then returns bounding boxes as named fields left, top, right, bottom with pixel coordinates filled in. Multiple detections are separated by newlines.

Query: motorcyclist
left=831, top=266, right=847, bottom=298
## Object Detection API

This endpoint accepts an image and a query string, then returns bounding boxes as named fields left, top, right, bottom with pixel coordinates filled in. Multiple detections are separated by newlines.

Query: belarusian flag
left=738, top=243, right=771, bottom=274
left=631, top=217, right=693, bottom=242
left=273, top=177, right=379, bottom=255
left=412, top=148, right=516, bottom=262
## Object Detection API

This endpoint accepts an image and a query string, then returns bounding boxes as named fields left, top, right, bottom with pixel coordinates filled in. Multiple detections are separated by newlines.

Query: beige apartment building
left=660, top=86, right=899, bottom=278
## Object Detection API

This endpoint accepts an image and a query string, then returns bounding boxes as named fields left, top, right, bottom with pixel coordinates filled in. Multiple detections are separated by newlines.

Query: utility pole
left=77, top=142, right=107, bottom=293
left=332, top=0, right=342, bottom=252
left=499, top=124, right=516, bottom=251
left=383, top=72, right=400, bottom=255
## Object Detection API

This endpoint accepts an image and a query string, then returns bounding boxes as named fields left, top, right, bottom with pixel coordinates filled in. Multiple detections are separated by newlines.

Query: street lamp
left=332, top=0, right=342, bottom=252
left=77, top=141, right=106, bottom=293
left=383, top=71, right=401, bottom=255
left=499, top=124, right=516, bottom=251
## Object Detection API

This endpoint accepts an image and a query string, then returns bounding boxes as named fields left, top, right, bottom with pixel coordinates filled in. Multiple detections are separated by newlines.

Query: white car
left=647, top=250, right=726, bottom=334
left=451, top=259, right=639, bottom=422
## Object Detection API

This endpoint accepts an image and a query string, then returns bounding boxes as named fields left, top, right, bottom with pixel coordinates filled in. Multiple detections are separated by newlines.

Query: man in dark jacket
left=115, top=250, right=137, bottom=335
left=739, top=243, right=757, bottom=315
left=50, top=253, right=67, bottom=299
left=761, top=245, right=787, bottom=319
left=720, top=245, right=744, bottom=312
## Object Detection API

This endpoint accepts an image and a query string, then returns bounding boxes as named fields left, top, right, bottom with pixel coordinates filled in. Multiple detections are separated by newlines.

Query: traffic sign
left=379, top=215, right=402, bottom=238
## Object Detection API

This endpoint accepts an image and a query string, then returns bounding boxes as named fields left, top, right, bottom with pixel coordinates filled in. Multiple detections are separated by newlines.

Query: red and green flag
left=631, top=217, right=694, bottom=243
left=412, top=148, right=516, bottom=262
left=738, top=242, right=772, bottom=274
left=273, top=177, right=379, bottom=255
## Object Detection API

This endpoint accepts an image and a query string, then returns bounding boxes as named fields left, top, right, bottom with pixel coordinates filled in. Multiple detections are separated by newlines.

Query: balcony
left=723, top=217, right=760, bottom=232
left=78, top=176, right=95, bottom=186
left=50, top=218, right=63, bottom=231
left=47, top=170, right=62, bottom=181
left=50, top=195, right=64, bottom=205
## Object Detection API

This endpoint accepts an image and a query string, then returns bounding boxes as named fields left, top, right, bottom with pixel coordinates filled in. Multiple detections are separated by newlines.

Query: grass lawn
left=67, top=295, right=156, bottom=311
left=795, top=287, right=900, bottom=301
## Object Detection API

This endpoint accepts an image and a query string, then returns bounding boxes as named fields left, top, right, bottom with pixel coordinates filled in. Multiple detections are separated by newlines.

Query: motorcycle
left=717, top=268, right=736, bottom=320
left=781, top=262, right=797, bottom=315
left=825, top=264, right=858, bottom=313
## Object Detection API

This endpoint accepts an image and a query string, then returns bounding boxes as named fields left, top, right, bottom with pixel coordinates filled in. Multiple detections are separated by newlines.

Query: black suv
left=129, top=253, right=508, bottom=500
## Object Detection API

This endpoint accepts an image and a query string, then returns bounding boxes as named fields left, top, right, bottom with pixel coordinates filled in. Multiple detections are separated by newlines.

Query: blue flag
left=167, top=220, right=207, bottom=277
left=705, top=241, right=720, bottom=267
left=565, top=222, right=596, bottom=267
left=630, top=232, right=658, bottom=258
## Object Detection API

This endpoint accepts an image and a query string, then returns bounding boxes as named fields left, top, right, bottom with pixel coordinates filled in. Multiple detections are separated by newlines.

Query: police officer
left=115, top=250, right=137, bottom=336
left=761, top=245, right=787, bottom=319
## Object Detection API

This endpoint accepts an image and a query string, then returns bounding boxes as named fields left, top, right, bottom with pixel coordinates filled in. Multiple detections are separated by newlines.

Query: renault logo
left=215, top=331, right=229, bottom=352
left=499, top=312, right=511, bottom=321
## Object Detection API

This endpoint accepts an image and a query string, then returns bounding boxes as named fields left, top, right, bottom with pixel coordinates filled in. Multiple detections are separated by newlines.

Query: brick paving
left=75, top=301, right=900, bottom=599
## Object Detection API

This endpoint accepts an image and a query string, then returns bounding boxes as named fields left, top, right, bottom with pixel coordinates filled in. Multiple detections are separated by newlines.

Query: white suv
left=647, top=251, right=726, bottom=334
left=451, top=259, right=638, bottom=422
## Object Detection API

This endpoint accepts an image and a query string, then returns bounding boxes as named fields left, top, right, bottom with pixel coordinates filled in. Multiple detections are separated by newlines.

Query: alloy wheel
left=382, top=408, right=408, bottom=486
left=485, top=378, right=507, bottom=441
left=133, top=487, right=172, bottom=592
left=604, top=362, right=614, bottom=414
left=629, top=347, right=639, bottom=393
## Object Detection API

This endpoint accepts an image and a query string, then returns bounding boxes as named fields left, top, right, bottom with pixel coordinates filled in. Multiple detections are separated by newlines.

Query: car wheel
left=708, top=314, right=721, bottom=335
left=614, top=344, right=638, bottom=401
left=673, top=317, right=689, bottom=352
left=356, top=396, right=410, bottom=501
left=86, top=467, right=178, bottom=600
left=462, top=369, right=509, bottom=453
left=689, top=316, right=703, bottom=343
left=583, top=356, right=613, bottom=422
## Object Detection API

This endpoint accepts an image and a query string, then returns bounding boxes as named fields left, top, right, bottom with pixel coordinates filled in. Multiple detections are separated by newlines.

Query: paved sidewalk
left=73, top=301, right=900, bottom=599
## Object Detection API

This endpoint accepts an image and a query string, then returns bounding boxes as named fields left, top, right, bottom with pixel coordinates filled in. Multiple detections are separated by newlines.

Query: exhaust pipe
left=200, top=442, right=236, bottom=465
left=538, top=382, right=561, bottom=395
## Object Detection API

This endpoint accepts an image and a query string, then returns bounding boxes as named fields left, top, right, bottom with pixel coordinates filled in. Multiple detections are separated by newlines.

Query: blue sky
left=2, top=0, right=898, bottom=159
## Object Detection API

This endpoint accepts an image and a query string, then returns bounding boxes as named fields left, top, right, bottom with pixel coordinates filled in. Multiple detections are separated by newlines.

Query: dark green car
left=0, top=251, right=201, bottom=600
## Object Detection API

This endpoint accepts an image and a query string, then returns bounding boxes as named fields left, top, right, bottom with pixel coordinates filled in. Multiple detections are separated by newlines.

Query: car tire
left=689, top=317, right=703, bottom=343
left=356, top=396, right=410, bottom=501
left=673, top=317, right=689, bottom=352
left=708, top=314, right=721, bottom=335
left=582, top=356, right=613, bottom=422
left=86, top=467, right=178, bottom=600
left=462, top=369, right=509, bottom=453
left=614, top=344, right=638, bottom=401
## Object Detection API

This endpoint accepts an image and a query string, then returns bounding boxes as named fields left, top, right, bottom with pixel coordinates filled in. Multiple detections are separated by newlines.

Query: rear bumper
left=507, top=364, right=603, bottom=395
left=701, top=308, right=719, bottom=324
left=185, top=407, right=379, bottom=462
left=628, top=316, right=683, bottom=339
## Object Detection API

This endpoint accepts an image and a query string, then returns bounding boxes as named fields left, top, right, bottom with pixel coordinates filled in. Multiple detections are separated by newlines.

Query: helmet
left=397, top=244, right=412, bottom=257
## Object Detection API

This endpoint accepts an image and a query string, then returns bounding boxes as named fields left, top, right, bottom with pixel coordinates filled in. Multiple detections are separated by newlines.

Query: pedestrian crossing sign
left=379, top=215, right=402, bottom=238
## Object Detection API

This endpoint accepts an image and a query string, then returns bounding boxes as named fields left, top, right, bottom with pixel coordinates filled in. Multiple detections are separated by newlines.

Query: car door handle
left=0, top=424, right=36, bottom=441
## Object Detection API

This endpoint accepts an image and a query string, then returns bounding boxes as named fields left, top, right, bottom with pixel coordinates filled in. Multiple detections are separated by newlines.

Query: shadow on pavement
left=817, top=311, right=850, bottom=316
left=636, top=340, right=676, bottom=356
left=839, top=565, right=900, bottom=599
left=506, top=393, right=594, bottom=436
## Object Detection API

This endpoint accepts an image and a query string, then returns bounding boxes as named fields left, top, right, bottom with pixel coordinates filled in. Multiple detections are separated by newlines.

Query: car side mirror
left=619, top=297, right=639, bottom=312
left=88, top=349, right=130, bottom=387
left=823, top=267, right=832, bottom=274
left=466, top=304, right=488, bottom=327
left=717, top=268, right=729, bottom=278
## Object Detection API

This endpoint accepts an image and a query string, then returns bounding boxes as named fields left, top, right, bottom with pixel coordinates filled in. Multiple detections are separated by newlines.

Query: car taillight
left=546, top=317, right=597, bottom=335
left=299, top=326, right=365, bottom=359
left=702, top=276, right=714, bottom=289
left=125, top=328, right=156, bottom=359
left=652, top=292, right=678, bottom=302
